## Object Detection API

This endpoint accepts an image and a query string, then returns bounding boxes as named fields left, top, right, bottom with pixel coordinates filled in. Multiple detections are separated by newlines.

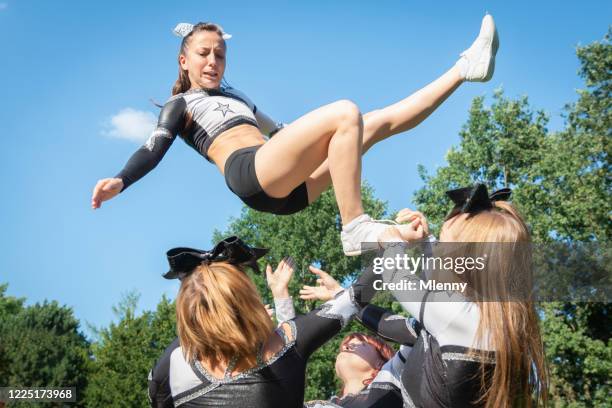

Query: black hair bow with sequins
left=445, top=184, right=512, bottom=219
left=164, top=236, right=269, bottom=280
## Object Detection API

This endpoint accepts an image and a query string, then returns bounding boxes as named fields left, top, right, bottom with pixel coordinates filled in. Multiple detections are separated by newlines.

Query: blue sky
left=0, top=1, right=609, bottom=336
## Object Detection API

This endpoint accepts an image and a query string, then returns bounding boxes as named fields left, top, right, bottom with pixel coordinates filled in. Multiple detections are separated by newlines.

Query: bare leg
left=255, top=100, right=364, bottom=224
left=305, top=66, right=464, bottom=200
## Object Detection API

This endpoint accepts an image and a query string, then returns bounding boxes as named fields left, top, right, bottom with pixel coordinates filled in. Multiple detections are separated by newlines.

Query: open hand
left=91, top=178, right=124, bottom=209
left=299, top=266, right=342, bottom=301
left=266, top=257, right=295, bottom=298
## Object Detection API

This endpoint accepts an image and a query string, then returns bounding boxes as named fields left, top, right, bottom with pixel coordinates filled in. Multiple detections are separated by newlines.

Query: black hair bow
left=164, top=236, right=269, bottom=280
left=445, top=184, right=512, bottom=219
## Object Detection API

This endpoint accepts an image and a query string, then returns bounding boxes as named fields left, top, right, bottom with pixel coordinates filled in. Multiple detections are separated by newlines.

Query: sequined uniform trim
left=441, top=352, right=495, bottom=364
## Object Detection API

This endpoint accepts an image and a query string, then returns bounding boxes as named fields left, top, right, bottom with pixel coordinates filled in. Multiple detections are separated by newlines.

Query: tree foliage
left=0, top=285, right=90, bottom=407
left=84, top=293, right=176, bottom=408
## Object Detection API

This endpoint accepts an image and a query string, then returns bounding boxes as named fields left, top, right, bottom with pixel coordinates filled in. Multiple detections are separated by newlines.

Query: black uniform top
left=148, top=268, right=377, bottom=408
left=115, top=86, right=277, bottom=191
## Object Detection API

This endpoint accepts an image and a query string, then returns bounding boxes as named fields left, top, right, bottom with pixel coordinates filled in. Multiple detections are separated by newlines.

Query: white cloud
left=101, top=108, right=157, bottom=143
left=0, top=3, right=8, bottom=10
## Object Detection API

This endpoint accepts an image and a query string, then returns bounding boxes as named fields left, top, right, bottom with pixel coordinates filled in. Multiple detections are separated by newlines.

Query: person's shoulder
left=158, top=94, right=188, bottom=119
left=164, top=93, right=186, bottom=105
left=222, top=85, right=256, bottom=110
left=222, top=85, right=251, bottom=100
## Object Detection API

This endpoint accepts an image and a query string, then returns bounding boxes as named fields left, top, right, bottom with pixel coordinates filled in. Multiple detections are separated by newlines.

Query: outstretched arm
left=273, top=264, right=345, bottom=324
left=266, top=257, right=297, bottom=323
left=91, top=97, right=186, bottom=209
left=289, top=261, right=380, bottom=360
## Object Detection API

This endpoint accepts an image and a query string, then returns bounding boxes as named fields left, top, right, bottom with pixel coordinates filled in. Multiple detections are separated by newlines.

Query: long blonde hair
left=450, top=202, right=548, bottom=407
left=176, top=261, right=274, bottom=368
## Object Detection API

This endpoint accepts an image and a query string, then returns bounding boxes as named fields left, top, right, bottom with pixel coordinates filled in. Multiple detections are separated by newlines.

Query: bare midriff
left=207, top=124, right=266, bottom=174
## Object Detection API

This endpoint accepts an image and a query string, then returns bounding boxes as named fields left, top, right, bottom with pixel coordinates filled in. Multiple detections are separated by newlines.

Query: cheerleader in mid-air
left=92, top=16, right=498, bottom=255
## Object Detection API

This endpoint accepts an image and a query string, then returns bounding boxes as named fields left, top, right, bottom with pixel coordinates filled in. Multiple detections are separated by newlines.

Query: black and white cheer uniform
left=147, top=268, right=377, bottom=408
left=114, top=86, right=309, bottom=215
left=379, top=243, right=496, bottom=408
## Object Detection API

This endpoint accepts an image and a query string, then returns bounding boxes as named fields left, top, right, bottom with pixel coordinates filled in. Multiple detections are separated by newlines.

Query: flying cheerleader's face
left=180, top=30, right=226, bottom=90
left=335, top=338, right=381, bottom=380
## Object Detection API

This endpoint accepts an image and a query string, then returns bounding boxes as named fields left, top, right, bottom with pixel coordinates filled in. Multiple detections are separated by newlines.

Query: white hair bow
left=172, top=23, right=232, bottom=40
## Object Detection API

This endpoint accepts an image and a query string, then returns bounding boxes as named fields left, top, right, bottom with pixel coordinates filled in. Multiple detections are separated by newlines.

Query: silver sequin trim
left=144, top=127, right=173, bottom=151
left=192, top=320, right=297, bottom=385
left=313, top=289, right=358, bottom=328
left=305, top=400, right=342, bottom=408
left=369, top=382, right=397, bottom=391
left=174, top=383, right=220, bottom=407
left=315, top=303, right=347, bottom=327
left=442, top=352, right=495, bottom=364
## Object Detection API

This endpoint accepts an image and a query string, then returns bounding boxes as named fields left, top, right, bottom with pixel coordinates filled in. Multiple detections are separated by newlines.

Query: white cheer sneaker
left=341, top=214, right=398, bottom=256
left=456, top=14, right=499, bottom=82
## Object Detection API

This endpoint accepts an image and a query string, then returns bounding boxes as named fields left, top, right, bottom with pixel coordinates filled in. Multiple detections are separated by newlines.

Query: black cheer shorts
left=224, top=145, right=309, bottom=215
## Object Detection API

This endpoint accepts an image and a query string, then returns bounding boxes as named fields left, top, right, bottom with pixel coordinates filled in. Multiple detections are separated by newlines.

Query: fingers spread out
left=308, top=265, right=325, bottom=276
left=275, top=257, right=295, bottom=274
left=299, top=286, right=316, bottom=300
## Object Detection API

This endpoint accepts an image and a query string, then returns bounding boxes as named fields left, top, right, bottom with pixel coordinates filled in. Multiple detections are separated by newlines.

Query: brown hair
left=176, top=261, right=274, bottom=369
left=172, top=22, right=226, bottom=96
left=338, top=332, right=395, bottom=394
left=450, top=202, right=548, bottom=407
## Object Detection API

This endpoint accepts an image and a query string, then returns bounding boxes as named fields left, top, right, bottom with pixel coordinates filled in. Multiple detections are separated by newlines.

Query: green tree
left=413, top=29, right=611, bottom=407
left=84, top=293, right=176, bottom=408
left=0, top=289, right=90, bottom=407
left=535, top=29, right=611, bottom=407
left=0, top=284, right=25, bottom=387
left=414, top=89, right=549, bottom=235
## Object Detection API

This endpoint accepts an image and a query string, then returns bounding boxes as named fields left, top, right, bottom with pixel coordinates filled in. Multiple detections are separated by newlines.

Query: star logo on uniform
left=214, top=102, right=234, bottom=117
